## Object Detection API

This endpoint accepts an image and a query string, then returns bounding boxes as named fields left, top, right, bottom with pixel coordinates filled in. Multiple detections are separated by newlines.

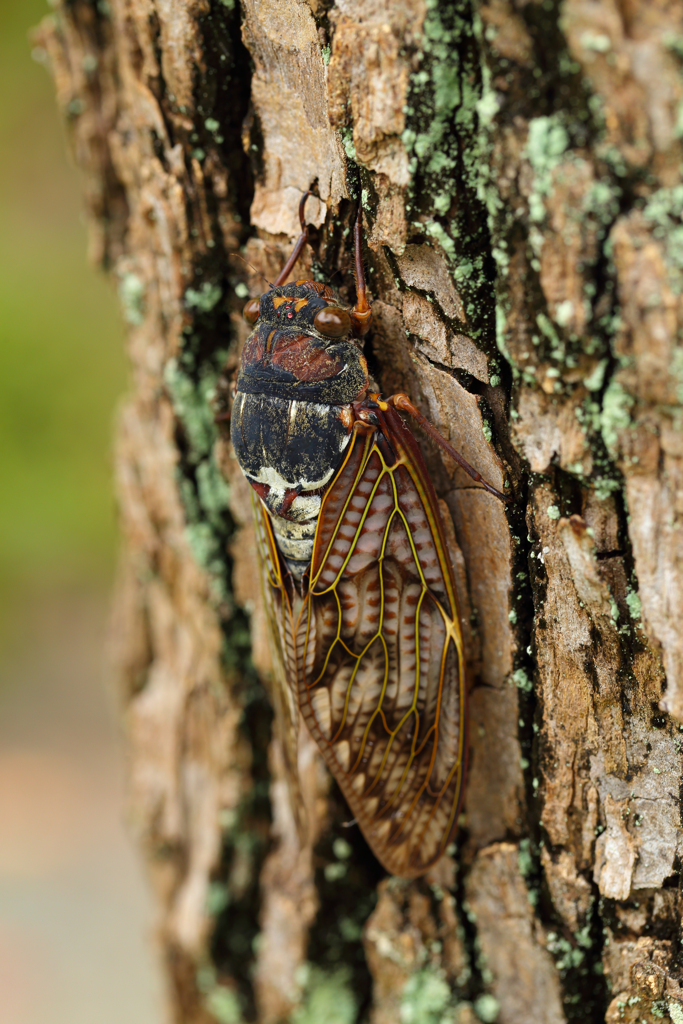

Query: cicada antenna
left=350, top=203, right=372, bottom=337
left=228, top=252, right=274, bottom=290
left=273, top=190, right=315, bottom=287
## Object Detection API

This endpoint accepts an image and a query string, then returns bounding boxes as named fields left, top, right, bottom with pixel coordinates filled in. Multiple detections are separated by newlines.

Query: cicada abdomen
left=228, top=194, right=506, bottom=877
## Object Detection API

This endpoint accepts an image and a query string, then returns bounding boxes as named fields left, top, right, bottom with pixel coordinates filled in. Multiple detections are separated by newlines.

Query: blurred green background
left=0, top=4, right=161, bottom=1023
left=0, top=0, right=126, bottom=641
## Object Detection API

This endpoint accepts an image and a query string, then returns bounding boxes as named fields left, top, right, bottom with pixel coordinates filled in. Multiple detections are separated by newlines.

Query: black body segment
left=231, top=391, right=354, bottom=522
left=231, top=280, right=370, bottom=527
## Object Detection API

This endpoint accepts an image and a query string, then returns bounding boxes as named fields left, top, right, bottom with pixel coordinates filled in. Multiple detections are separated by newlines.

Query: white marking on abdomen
left=250, top=462, right=337, bottom=493
left=271, top=514, right=318, bottom=580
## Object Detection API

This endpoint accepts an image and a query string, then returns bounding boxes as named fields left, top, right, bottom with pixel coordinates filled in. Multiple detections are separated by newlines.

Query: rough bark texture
left=39, top=0, right=683, bottom=1021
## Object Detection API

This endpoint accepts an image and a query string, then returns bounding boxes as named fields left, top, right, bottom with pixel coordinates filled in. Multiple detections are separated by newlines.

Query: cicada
left=229, top=193, right=505, bottom=878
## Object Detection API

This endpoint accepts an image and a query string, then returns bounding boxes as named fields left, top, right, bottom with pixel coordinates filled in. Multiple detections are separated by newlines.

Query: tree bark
left=39, top=1, right=683, bottom=1022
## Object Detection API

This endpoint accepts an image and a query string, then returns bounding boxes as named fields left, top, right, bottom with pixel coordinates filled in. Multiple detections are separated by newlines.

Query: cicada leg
left=386, top=393, right=508, bottom=501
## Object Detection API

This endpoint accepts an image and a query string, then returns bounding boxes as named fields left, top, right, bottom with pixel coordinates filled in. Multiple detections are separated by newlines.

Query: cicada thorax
left=230, top=280, right=370, bottom=579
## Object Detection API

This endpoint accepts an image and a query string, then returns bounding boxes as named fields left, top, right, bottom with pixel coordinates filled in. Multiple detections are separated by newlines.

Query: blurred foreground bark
left=40, top=1, right=683, bottom=1021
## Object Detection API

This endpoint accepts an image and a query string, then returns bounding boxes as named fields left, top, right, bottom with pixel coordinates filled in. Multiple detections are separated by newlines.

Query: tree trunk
left=39, top=0, right=683, bottom=1021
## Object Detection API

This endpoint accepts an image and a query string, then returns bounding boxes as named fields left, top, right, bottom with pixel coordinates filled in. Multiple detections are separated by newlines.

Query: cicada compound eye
left=314, top=306, right=351, bottom=338
left=243, top=297, right=261, bottom=324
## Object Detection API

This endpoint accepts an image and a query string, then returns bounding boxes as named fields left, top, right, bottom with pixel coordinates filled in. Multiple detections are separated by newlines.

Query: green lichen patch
left=118, top=271, right=145, bottom=325
left=600, top=378, right=634, bottom=455
left=512, top=668, right=533, bottom=692
left=206, top=880, right=230, bottom=917
left=401, top=1, right=468, bottom=183
left=473, top=994, right=500, bottom=1023
left=340, top=125, right=357, bottom=163
left=643, top=185, right=683, bottom=293
left=399, top=1, right=498, bottom=351
left=205, top=985, right=243, bottom=1024
left=164, top=356, right=229, bottom=469
left=582, top=179, right=621, bottom=234
left=518, top=838, right=534, bottom=879
left=570, top=391, right=625, bottom=499
left=672, top=347, right=683, bottom=404
left=669, top=999, right=683, bottom=1024
left=584, top=358, right=608, bottom=392
left=185, top=280, right=223, bottom=313
left=291, top=966, right=357, bottom=1024
left=196, top=455, right=231, bottom=525
left=547, top=931, right=586, bottom=973
left=163, top=349, right=236, bottom=605
left=524, top=115, right=570, bottom=222
left=626, top=588, right=642, bottom=623
left=197, top=964, right=244, bottom=1023
left=400, top=967, right=454, bottom=1024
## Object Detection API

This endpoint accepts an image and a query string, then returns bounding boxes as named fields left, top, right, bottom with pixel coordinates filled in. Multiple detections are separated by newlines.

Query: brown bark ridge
left=38, top=0, right=683, bottom=1021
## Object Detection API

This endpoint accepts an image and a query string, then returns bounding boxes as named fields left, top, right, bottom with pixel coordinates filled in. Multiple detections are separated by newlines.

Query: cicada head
left=240, top=189, right=371, bottom=342
left=237, top=279, right=369, bottom=403
left=242, top=280, right=354, bottom=340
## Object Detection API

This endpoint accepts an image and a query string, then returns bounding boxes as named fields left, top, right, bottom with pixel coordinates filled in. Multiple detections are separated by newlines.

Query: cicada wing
left=252, top=491, right=308, bottom=839
left=300, top=414, right=467, bottom=878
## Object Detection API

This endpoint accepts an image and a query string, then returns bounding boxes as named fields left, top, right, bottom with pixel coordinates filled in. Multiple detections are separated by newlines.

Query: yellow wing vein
left=345, top=522, right=393, bottom=768
left=309, top=429, right=374, bottom=591
left=330, top=498, right=395, bottom=749
left=362, top=473, right=429, bottom=801
left=312, top=455, right=387, bottom=595
left=309, top=588, right=359, bottom=692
